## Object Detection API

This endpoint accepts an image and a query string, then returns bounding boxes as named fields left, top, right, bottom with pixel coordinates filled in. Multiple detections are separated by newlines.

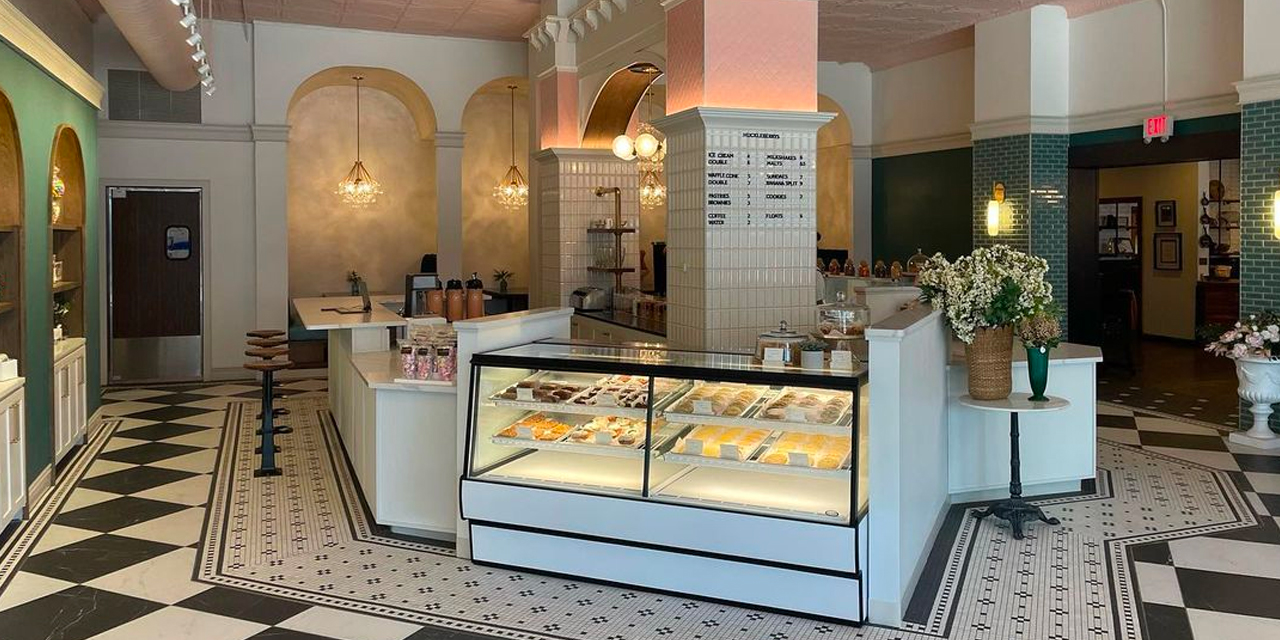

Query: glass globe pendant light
left=494, top=84, right=529, bottom=210
left=336, top=75, right=384, bottom=207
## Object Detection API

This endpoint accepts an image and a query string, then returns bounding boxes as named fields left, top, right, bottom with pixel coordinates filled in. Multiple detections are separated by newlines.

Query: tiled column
left=971, top=6, right=1070, bottom=332
left=661, top=0, right=824, bottom=350
left=1234, top=0, right=1280, bottom=438
left=533, top=149, right=640, bottom=308
left=660, top=108, right=829, bottom=350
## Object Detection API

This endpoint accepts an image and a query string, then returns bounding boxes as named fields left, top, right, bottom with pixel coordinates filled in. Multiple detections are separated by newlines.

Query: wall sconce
left=1273, top=172, right=1280, bottom=239
left=987, top=182, right=1005, bottom=237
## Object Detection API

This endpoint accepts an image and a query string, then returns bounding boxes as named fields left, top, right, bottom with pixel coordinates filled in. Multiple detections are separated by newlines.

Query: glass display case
left=465, top=340, right=867, bottom=523
left=461, top=340, right=869, bottom=622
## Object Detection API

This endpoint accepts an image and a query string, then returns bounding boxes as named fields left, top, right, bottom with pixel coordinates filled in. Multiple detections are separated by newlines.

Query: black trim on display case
left=467, top=522, right=868, bottom=626
left=468, top=518, right=862, bottom=580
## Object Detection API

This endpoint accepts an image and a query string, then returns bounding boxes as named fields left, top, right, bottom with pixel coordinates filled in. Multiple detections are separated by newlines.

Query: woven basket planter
left=965, top=325, right=1014, bottom=400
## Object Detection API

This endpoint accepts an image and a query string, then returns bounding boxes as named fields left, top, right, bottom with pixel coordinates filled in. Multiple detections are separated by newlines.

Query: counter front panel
left=460, top=340, right=869, bottom=622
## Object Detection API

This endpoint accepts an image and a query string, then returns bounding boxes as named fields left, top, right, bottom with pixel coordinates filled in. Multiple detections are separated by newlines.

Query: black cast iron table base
left=969, top=411, right=1060, bottom=540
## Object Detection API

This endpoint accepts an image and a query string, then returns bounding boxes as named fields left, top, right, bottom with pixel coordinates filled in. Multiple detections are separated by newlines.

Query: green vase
left=1027, top=346, right=1050, bottom=401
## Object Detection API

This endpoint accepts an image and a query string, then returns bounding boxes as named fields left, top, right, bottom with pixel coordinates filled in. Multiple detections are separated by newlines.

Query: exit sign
left=1144, top=113, right=1173, bottom=143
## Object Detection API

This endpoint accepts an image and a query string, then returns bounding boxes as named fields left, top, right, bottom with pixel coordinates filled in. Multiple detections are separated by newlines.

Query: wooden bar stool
left=245, top=358, right=292, bottom=477
left=243, top=345, right=294, bottom=429
left=247, top=329, right=285, bottom=339
left=247, top=337, right=288, bottom=348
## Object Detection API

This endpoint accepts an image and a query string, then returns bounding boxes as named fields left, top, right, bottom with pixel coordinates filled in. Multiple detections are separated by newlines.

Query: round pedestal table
left=958, top=394, right=1070, bottom=540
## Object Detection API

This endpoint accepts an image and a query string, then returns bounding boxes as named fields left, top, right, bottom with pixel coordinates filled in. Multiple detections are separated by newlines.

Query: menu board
left=704, top=131, right=814, bottom=228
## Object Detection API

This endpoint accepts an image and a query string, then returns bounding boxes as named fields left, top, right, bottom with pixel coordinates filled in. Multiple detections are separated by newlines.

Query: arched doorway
left=817, top=94, right=854, bottom=255
left=0, top=90, right=23, bottom=368
left=461, top=77, right=529, bottom=292
left=286, top=67, right=438, bottom=298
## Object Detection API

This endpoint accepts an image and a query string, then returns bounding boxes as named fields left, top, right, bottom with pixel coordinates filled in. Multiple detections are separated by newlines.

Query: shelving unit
left=0, top=92, right=22, bottom=368
left=49, top=126, right=85, bottom=341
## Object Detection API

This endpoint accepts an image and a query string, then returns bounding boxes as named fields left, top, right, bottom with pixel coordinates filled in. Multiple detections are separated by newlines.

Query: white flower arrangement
left=916, top=245, right=1055, bottom=344
left=1205, top=313, right=1280, bottom=360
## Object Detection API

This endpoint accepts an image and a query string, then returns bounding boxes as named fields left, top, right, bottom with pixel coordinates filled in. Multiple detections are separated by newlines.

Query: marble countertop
left=0, top=376, right=23, bottom=399
left=948, top=341, right=1102, bottom=366
left=292, top=296, right=408, bottom=331
left=574, top=308, right=666, bottom=337
left=349, top=349, right=457, bottom=393
left=54, top=337, right=87, bottom=363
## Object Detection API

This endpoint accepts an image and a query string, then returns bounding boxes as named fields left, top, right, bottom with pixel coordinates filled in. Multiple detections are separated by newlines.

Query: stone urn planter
left=1233, top=356, right=1280, bottom=449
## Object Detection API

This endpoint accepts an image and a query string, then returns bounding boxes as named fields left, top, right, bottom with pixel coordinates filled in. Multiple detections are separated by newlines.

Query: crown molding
left=436, top=130, right=466, bottom=148
left=656, top=106, right=835, bottom=133
left=99, top=120, right=253, bottom=142
left=251, top=124, right=290, bottom=142
left=534, top=147, right=621, bottom=162
left=970, top=115, right=1069, bottom=141
left=851, top=145, right=872, bottom=160
left=1236, top=75, right=1280, bottom=106
left=0, top=0, right=102, bottom=108
left=870, top=132, right=972, bottom=159
left=1069, top=93, right=1238, bottom=133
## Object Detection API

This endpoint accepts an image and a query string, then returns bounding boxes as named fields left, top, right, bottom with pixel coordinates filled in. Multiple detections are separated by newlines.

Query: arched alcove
left=0, top=90, right=24, bottom=367
left=286, top=67, right=438, bottom=298
left=582, top=62, right=664, bottom=149
left=461, top=77, right=529, bottom=289
left=50, top=125, right=86, bottom=340
left=817, top=94, right=854, bottom=253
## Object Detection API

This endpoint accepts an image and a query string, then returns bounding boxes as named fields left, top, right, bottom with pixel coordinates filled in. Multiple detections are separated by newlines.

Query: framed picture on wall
left=1154, top=233, right=1182, bottom=271
left=1156, top=200, right=1177, bottom=227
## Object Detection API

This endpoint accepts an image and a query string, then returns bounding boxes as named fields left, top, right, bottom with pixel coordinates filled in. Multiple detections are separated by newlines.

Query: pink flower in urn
left=1232, top=343, right=1249, bottom=358
left=1247, top=332, right=1265, bottom=348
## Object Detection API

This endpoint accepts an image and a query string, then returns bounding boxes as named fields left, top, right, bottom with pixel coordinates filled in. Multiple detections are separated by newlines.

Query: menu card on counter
left=704, top=130, right=813, bottom=229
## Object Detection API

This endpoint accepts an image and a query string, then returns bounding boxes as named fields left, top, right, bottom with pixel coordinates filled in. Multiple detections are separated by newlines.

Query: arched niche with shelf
left=49, top=125, right=85, bottom=341
left=0, top=90, right=23, bottom=368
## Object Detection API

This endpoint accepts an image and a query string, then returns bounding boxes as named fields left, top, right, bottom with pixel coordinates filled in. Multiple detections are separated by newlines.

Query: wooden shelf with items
left=0, top=91, right=23, bottom=369
left=49, top=125, right=86, bottom=342
left=586, top=227, right=637, bottom=235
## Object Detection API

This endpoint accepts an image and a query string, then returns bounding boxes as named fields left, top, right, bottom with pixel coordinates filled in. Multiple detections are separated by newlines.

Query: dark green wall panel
left=0, top=38, right=100, bottom=484
left=872, top=147, right=974, bottom=263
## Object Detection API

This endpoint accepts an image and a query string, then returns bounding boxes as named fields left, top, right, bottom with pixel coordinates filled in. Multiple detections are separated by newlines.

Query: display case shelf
left=0, top=93, right=22, bottom=368
left=0, top=302, right=14, bottom=315
left=48, top=125, right=85, bottom=342
left=51, top=281, right=80, bottom=294
left=659, top=450, right=852, bottom=480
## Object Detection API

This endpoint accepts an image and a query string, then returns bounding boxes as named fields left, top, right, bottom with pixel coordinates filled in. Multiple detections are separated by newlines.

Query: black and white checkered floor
left=0, top=381, right=1277, bottom=640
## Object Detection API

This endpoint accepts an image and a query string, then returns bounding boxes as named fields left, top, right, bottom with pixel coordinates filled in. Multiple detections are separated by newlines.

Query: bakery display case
left=461, top=340, right=869, bottom=622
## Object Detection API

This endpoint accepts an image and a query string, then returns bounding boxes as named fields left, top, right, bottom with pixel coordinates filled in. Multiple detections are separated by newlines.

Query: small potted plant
left=53, top=300, right=70, bottom=341
left=1018, top=305, right=1061, bottom=401
left=799, top=338, right=827, bottom=370
left=1205, top=312, right=1280, bottom=449
left=492, top=269, right=514, bottom=293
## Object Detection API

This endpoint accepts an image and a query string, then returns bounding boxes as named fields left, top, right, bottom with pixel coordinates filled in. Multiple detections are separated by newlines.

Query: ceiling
left=205, top=0, right=541, bottom=41
left=818, top=0, right=1142, bottom=66
left=198, top=0, right=1140, bottom=65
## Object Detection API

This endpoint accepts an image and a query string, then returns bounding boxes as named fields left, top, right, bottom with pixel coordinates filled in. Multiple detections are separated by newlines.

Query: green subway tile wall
left=0, top=38, right=100, bottom=484
left=871, top=146, right=973, bottom=264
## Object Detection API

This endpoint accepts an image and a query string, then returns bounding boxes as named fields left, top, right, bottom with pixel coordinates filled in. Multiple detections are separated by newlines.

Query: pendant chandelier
left=613, top=89, right=666, bottom=209
left=336, top=75, right=383, bottom=207
left=493, top=84, right=529, bottom=210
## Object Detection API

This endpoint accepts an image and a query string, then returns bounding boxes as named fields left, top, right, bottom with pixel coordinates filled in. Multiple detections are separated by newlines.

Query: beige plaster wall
left=462, top=81, right=530, bottom=289
left=287, top=85, right=437, bottom=298
left=1098, top=162, right=1201, bottom=340
left=817, top=95, right=853, bottom=253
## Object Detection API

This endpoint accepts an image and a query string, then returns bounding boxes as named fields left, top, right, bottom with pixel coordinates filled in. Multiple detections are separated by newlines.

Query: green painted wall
left=871, top=147, right=974, bottom=263
left=0, top=38, right=100, bottom=484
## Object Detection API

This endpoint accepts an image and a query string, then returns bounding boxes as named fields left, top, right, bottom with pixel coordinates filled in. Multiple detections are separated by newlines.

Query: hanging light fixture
left=493, top=84, right=528, bottom=210
left=620, top=89, right=666, bottom=209
left=336, top=75, right=383, bottom=207
left=611, top=64, right=665, bottom=165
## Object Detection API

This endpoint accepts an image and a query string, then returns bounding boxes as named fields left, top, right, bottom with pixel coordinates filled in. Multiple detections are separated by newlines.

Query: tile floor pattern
left=0, top=382, right=1274, bottom=640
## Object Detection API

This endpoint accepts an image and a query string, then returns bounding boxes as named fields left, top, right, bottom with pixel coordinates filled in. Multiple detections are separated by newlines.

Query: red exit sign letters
left=1144, top=113, right=1173, bottom=143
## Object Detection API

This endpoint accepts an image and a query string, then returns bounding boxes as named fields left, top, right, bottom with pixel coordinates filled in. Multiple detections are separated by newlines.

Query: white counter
left=292, top=296, right=407, bottom=331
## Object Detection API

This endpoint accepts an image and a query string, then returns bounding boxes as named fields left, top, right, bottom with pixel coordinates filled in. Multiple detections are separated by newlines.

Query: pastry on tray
left=759, top=432, right=852, bottom=469
left=758, top=390, right=851, bottom=424
left=672, top=425, right=771, bottom=461
left=670, top=385, right=764, bottom=417
left=496, top=414, right=574, bottom=441
left=571, top=376, right=681, bottom=409
left=566, top=415, right=646, bottom=447
left=494, top=378, right=590, bottom=404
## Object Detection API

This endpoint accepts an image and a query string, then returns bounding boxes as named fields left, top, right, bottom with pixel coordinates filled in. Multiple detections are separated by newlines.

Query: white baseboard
left=27, top=464, right=53, bottom=510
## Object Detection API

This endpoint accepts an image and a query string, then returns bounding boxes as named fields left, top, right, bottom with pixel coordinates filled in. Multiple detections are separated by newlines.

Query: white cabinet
left=570, top=314, right=665, bottom=345
left=52, top=339, right=87, bottom=464
left=0, top=378, right=26, bottom=526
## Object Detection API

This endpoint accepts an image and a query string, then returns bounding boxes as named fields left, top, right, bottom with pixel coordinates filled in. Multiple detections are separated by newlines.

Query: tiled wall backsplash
left=535, top=149, right=640, bottom=307
left=661, top=108, right=831, bottom=351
